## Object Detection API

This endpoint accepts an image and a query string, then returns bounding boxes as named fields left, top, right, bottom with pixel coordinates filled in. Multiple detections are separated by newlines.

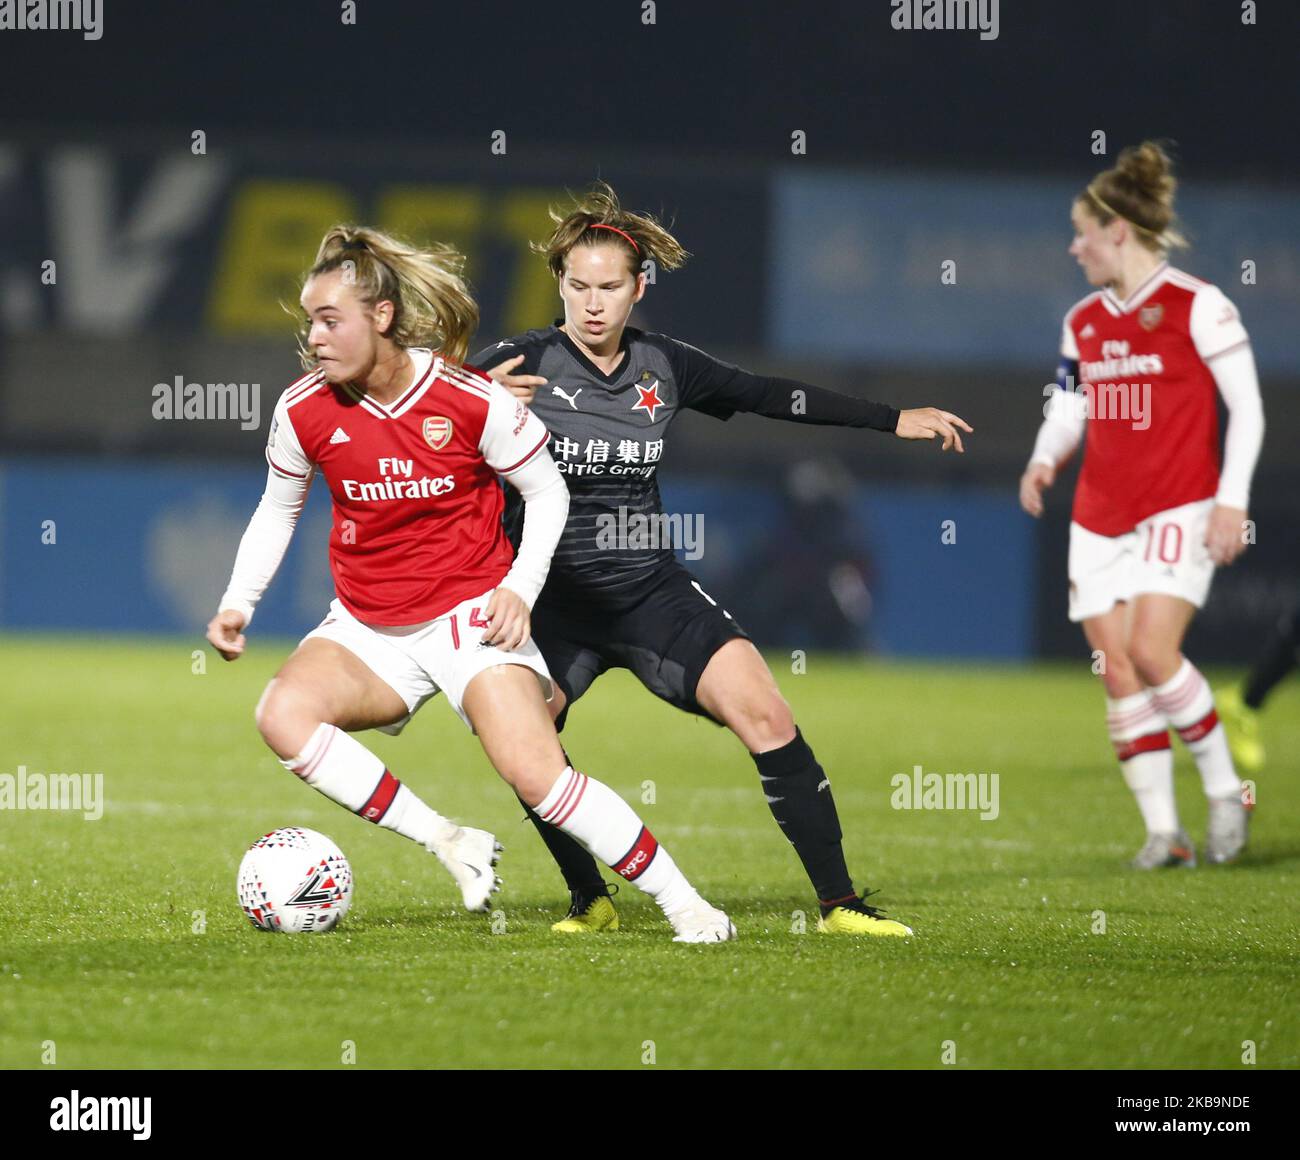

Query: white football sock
left=282, top=723, right=459, bottom=848
left=1107, top=690, right=1178, bottom=834
left=1151, top=658, right=1242, bottom=800
left=536, top=766, right=699, bottom=915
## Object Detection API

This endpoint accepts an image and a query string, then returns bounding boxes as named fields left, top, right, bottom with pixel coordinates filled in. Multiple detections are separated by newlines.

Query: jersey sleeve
left=478, top=374, right=551, bottom=475
left=1059, top=315, right=1080, bottom=362
left=265, top=390, right=315, bottom=481
left=217, top=464, right=311, bottom=626
left=1189, top=284, right=1250, bottom=362
left=495, top=450, right=569, bottom=609
left=1028, top=315, right=1086, bottom=469
left=666, top=337, right=898, bottom=431
left=1210, top=344, right=1265, bottom=511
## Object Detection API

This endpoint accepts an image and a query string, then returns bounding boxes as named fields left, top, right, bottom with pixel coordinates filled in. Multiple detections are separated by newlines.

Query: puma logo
left=552, top=385, right=582, bottom=410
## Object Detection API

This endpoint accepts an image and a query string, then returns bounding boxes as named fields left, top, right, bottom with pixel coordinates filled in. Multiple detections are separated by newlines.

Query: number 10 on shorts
left=1143, top=521, right=1183, bottom=565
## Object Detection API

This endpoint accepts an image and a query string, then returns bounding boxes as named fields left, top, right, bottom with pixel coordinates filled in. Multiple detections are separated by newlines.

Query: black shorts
left=531, top=559, right=750, bottom=731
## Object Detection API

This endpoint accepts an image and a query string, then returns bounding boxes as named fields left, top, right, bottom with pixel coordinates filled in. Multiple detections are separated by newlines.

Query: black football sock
left=1243, top=605, right=1300, bottom=710
left=518, top=749, right=606, bottom=899
left=751, top=727, right=856, bottom=910
left=519, top=797, right=607, bottom=899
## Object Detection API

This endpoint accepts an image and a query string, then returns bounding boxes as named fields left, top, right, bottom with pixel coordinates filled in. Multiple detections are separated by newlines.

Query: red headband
left=587, top=223, right=640, bottom=253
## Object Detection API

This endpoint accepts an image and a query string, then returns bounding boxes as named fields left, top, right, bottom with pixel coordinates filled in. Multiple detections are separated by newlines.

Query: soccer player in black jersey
left=470, top=183, right=972, bottom=937
left=1217, top=592, right=1300, bottom=773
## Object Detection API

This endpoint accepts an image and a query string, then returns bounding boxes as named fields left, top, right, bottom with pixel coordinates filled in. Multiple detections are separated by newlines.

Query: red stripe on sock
left=552, top=773, right=589, bottom=828
left=1114, top=729, right=1172, bottom=762
left=298, top=726, right=335, bottom=779
left=1107, top=700, right=1158, bottom=729
left=1160, top=688, right=1201, bottom=717
left=359, top=770, right=400, bottom=822
left=540, top=769, right=579, bottom=823
left=614, top=826, right=659, bottom=881
left=1177, top=708, right=1219, bottom=744
left=1156, top=670, right=1202, bottom=715
left=820, top=892, right=858, bottom=908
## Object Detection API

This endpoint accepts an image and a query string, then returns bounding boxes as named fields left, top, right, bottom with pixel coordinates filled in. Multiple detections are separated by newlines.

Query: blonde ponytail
left=299, top=225, right=479, bottom=369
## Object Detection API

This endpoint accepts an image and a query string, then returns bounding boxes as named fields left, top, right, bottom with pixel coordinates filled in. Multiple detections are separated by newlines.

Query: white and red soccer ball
left=237, top=827, right=353, bottom=933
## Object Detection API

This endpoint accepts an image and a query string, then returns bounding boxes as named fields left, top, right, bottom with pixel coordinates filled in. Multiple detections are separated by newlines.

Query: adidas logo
left=329, top=427, right=351, bottom=444
left=1080, top=323, right=1096, bottom=338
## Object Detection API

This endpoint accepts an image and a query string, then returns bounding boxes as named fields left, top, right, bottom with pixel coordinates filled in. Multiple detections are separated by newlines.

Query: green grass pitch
left=1, top=636, right=1296, bottom=1069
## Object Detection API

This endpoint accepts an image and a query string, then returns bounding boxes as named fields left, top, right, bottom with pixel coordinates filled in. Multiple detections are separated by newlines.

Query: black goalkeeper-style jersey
left=469, top=321, right=898, bottom=597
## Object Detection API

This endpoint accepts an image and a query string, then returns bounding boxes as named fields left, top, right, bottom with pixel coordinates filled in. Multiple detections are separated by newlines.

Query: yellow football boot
left=817, top=896, right=913, bottom=938
left=551, top=892, right=620, bottom=934
left=1216, top=686, right=1265, bottom=774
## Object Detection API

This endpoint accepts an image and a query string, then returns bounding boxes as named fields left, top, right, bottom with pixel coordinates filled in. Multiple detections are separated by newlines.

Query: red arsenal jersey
left=1062, top=264, right=1250, bottom=536
left=266, top=350, right=549, bottom=624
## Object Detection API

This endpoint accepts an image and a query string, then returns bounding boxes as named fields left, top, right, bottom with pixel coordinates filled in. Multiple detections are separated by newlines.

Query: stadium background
left=2, top=0, right=1297, bottom=664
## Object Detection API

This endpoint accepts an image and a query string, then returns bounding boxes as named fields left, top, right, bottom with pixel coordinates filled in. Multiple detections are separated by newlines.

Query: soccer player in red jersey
left=1020, top=142, right=1265, bottom=868
left=206, top=226, right=735, bottom=941
left=474, top=184, right=973, bottom=938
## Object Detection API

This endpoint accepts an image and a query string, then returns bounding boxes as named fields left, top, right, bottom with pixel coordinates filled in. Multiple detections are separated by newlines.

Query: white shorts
left=301, top=589, right=554, bottom=734
left=1067, top=498, right=1216, bottom=623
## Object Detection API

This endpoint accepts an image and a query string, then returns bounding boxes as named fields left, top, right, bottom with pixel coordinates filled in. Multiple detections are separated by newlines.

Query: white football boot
left=1205, top=795, right=1251, bottom=864
left=667, top=898, right=737, bottom=943
left=428, top=827, right=502, bottom=912
left=1131, top=830, right=1197, bottom=870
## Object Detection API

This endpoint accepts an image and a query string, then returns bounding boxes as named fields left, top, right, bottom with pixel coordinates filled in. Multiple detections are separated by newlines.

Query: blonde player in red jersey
left=206, top=226, right=735, bottom=941
left=1020, top=142, right=1265, bottom=869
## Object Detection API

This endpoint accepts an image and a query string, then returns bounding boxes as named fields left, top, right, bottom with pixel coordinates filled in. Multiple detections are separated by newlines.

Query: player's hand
left=482, top=587, right=531, bottom=651
left=1206, top=504, right=1250, bottom=566
left=486, top=355, right=548, bottom=405
left=207, top=609, right=248, bottom=661
left=1019, top=462, right=1055, bottom=518
left=895, top=407, right=972, bottom=452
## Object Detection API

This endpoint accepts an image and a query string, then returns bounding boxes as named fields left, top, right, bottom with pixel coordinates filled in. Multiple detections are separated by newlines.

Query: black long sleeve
left=663, top=336, right=899, bottom=433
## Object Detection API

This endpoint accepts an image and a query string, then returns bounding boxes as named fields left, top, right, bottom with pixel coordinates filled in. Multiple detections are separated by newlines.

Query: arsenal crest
left=1138, top=304, right=1163, bottom=332
left=422, top=416, right=453, bottom=450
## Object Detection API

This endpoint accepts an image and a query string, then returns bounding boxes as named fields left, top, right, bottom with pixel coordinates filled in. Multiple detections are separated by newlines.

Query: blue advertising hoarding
left=769, top=169, right=1300, bottom=372
left=0, top=460, right=1035, bottom=660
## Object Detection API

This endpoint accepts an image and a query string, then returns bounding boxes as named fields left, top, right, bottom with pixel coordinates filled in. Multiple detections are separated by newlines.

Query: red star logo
left=631, top=380, right=665, bottom=422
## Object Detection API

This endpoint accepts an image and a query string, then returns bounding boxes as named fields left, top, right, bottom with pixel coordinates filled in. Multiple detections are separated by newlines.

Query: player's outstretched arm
left=894, top=407, right=973, bottom=452
left=665, top=335, right=970, bottom=448
left=207, top=465, right=311, bottom=661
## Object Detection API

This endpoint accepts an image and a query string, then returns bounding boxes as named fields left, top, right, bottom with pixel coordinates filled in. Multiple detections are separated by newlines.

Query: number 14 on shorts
left=448, top=606, right=492, bottom=650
